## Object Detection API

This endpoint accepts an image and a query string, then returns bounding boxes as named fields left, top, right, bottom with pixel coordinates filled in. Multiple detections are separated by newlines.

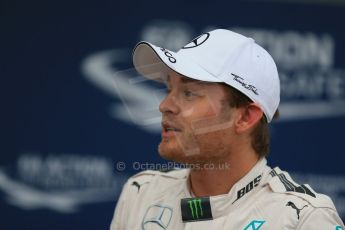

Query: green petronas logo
left=188, top=199, right=203, bottom=219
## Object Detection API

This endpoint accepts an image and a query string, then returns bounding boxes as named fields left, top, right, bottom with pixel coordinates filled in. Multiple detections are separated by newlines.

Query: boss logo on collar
left=160, top=48, right=176, bottom=63
left=232, top=175, right=262, bottom=204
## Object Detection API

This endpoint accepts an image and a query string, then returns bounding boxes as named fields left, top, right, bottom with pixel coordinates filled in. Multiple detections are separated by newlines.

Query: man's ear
left=234, top=103, right=263, bottom=134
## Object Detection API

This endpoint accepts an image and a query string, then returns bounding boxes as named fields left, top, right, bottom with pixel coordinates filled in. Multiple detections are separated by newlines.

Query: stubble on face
left=158, top=91, right=235, bottom=165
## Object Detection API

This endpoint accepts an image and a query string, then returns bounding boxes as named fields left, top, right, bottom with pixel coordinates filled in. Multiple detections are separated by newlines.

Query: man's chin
left=158, top=143, right=180, bottom=161
left=158, top=142, right=202, bottom=164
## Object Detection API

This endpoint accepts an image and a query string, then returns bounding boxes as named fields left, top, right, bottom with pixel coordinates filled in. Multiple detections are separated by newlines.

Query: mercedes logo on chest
left=182, top=33, right=210, bottom=49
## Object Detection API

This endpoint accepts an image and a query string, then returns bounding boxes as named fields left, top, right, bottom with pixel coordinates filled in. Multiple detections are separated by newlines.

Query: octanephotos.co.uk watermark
left=115, top=161, right=231, bottom=172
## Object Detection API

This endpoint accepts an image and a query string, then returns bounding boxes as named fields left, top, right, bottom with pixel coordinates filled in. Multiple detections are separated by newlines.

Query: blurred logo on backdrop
left=0, top=153, right=127, bottom=213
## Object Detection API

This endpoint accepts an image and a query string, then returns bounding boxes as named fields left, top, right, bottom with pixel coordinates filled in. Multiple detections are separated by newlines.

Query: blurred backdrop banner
left=2, top=0, right=345, bottom=229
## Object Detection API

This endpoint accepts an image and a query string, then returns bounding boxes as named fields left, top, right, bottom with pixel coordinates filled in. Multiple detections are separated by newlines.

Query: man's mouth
left=165, top=127, right=179, bottom=131
left=162, top=122, right=182, bottom=137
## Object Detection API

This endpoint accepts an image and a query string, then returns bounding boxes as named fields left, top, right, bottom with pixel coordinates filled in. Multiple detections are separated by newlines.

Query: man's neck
left=188, top=151, right=260, bottom=197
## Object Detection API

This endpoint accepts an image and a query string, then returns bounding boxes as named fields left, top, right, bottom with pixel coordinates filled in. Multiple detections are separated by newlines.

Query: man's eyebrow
left=180, top=77, right=203, bottom=84
left=166, top=74, right=207, bottom=85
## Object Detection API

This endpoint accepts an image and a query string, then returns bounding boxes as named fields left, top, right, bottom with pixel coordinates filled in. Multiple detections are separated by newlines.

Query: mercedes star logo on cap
left=182, top=33, right=210, bottom=49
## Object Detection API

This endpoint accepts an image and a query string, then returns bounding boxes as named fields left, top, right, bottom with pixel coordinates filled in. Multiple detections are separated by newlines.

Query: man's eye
left=184, top=90, right=194, bottom=97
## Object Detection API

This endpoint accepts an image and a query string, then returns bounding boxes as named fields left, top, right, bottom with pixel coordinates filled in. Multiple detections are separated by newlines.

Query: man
left=110, top=29, right=344, bottom=229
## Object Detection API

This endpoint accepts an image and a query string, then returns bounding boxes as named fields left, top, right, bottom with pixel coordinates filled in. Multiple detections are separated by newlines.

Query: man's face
left=158, top=71, right=236, bottom=164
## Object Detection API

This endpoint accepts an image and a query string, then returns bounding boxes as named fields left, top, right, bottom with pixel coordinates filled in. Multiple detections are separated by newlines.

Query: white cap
left=133, top=29, right=280, bottom=122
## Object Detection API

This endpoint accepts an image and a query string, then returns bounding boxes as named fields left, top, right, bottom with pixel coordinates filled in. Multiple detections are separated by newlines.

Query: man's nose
left=159, top=92, right=180, bottom=115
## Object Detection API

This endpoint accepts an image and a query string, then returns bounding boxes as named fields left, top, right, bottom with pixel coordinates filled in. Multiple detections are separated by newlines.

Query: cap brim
left=132, top=42, right=221, bottom=83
